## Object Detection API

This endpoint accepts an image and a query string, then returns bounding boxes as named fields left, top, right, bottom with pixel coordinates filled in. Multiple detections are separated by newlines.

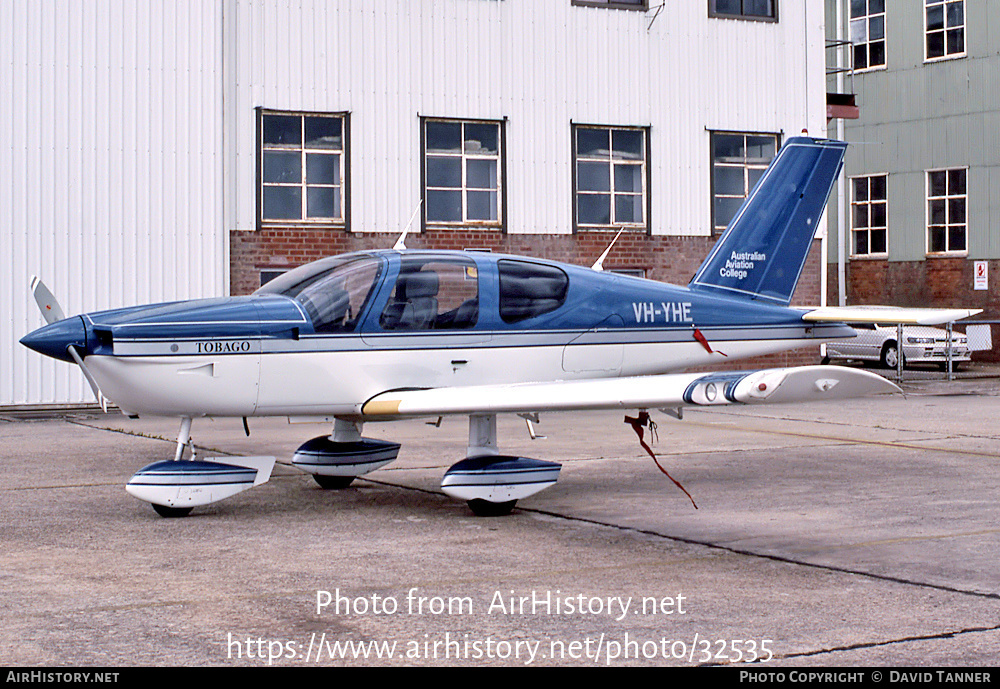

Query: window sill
left=925, top=251, right=968, bottom=258
left=924, top=52, right=967, bottom=65
left=849, top=253, right=888, bottom=260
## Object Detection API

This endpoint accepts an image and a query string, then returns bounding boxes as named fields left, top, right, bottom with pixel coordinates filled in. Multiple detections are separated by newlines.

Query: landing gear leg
left=156, top=416, right=195, bottom=517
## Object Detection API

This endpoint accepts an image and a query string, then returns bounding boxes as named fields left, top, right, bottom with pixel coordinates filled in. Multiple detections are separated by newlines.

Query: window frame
left=708, top=0, right=778, bottom=22
left=849, top=0, right=887, bottom=72
left=571, top=123, right=651, bottom=233
left=257, top=109, right=350, bottom=230
left=421, top=117, right=506, bottom=231
left=709, top=130, right=781, bottom=236
left=924, top=0, right=965, bottom=63
left=849, top=173, right=888, bottom=258
left=926, top=167, right=968, bottom=256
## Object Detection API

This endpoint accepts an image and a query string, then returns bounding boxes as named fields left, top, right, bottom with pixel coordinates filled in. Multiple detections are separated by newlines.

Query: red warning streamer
left=624, top=411, right=698, bottom=509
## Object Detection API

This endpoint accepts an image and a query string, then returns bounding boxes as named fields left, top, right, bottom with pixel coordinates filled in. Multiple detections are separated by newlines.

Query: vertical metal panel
left=2, top=1, right=225, bottom=405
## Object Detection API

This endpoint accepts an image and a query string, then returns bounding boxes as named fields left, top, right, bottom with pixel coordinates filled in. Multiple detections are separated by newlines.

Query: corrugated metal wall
left=5, top=0, right=825, bottom=406
left=2, top=1, right=225, bottom=406
left=828, top=0, right=1000, bottom=263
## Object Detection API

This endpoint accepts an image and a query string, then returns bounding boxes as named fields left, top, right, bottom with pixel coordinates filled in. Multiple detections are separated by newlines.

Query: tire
left=880, top=342, right=903, bottom=369
left=313, top=474, right=355, bottom=489
left=152, top=503, right=193, bottom=518
left=467, top=499, right=517, bottom=517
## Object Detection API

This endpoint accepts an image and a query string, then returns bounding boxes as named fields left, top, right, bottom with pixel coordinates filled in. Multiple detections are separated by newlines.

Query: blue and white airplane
left=20, top=137, right=975, bottom=518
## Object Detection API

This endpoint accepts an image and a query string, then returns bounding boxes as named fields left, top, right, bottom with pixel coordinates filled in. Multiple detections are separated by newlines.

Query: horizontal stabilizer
left=802, top=305, right=982, bottom=326
left=361, top=366, right=899, bottom=418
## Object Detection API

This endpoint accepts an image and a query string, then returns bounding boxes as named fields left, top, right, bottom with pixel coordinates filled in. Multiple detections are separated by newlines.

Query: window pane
left=850, top=0, right=866, bottom=19
left=744, top=0, right=772, bottom=17
left=307, top=187, right=339, bottom=219
left=578, top=194, right=611, bottom=225
left=947, top=28, right=964, bottom=54
left=426, top=190, right=463, bottom=222
left=930, top=199, right=946, bottom=225
left=467, top=191, right=498, bottom=221
left=929, top=226, right=947, bottom=252
left=263, top=151, right=301, bottom=184
left=745, top=136, right=776, bottom=161
left=927, top=31, right=945, bottom=58
left=467, top=159, right=497, bottom=190
left=615, top=194, right=643, bottom=224
left=306, top=153, right=339, bottom=185
left=853, top=204, right=869, bottom=229
left=748, top=167, right=765, bottom=191
left=927, top=6, right=944, bottom=30
left=426, top=122, right=462, bottom=153
left=263, top=115, right=301, bottom=146
left=850, top=18, right=867, bottom=43
left=854, top=230, right=869, bottom=255
left=948, top=168, right=966, bottom=193
left=615, top=164, right=642, bottom=193
left=714, top=196, right=744, bottom=228
left=949, top=197, right=966, bottom=224
left=871, top=202, right=887, bottom=227
left=713, top=134, right=744, bottom=162
left=577, top=128, right=610, bottom=159
left=305, top=117, right=342, bottom=149
left=853, top=177, right=869, bottom=201
left=426, top=156, right=462, bottom=188
left=263, top=186, right=302, bottom=220
left=870, top=175, right=886, bottom=199
left=871, top=229, right=887, bottom=254
left=869, top=15, right=885, bottom=40
left=716, top=166, right=745, bottom=196
left=870, top=0, right=884, bottom=13
left=929, top=171, right=947, bottom=196
left=464, top=123, right=498, bottom=155
left=946, top=1, right=964, bottom=27
left=578, top=162, right=611, bottom=192
left=611, top=130, right=643, bottom=160
left=950, top=225, right=966, bottom=251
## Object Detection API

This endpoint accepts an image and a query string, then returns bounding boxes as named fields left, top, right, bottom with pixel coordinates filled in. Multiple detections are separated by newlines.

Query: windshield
left=256, top=255, right=382, bottom=333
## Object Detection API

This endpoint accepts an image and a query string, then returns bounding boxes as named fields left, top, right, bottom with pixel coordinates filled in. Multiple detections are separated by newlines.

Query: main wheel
left=313, top=474, right=355, bottom=489
left=152, top=503, right=193, bottom=518
left=467, top=499, right=517, bottom=517
left=881, top=342, right=903, bottom=369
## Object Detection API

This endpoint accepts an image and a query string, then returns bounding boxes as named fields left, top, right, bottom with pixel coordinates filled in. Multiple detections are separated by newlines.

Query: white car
left=823, top=323, right=970, bottom=370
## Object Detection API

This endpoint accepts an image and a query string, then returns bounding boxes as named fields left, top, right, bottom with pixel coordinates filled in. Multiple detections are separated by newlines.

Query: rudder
left=689, top=137, right=847, bottom=305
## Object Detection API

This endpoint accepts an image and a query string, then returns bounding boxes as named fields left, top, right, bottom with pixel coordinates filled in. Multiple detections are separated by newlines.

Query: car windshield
left=256, top=255, right=382, bottom=332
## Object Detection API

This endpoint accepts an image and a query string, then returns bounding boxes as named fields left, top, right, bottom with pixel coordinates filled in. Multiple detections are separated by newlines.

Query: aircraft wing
left=801, top=305, right=981, bottom=326
left=361, top=365, right=899, bottom=419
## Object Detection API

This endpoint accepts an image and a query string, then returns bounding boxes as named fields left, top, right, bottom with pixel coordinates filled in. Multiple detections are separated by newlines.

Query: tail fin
left=689, top=137, right=847, bottom=305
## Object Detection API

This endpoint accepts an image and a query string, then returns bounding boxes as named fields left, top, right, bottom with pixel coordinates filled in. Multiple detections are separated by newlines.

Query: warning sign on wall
left=974, top=261, right=988, bottom=290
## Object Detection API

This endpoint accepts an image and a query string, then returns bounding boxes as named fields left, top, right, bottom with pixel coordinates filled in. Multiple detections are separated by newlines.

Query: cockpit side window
left=257, top=256, right=382, bottom=333
left=498, top=259, right=569, bottom=323
left=379, top=258, right=479, bottom=331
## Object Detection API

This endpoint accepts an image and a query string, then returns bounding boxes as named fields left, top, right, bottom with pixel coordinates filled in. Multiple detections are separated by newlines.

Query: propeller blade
left=30, top=276, right=66, bottom=324
left=66, top=345, right=108, bottom=413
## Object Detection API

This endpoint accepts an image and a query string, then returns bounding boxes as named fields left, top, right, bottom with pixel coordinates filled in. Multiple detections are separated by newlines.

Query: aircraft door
left=561, top=313, right=625, bottom=374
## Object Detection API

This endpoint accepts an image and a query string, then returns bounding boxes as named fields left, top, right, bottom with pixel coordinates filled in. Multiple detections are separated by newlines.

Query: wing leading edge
left=802, top=305, right=981, bottom=326
left=361, top=365, right=900, bottom=419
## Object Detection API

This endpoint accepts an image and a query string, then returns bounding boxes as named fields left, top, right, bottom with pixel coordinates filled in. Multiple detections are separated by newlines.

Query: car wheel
left=881, top=342, right=903, bottom=369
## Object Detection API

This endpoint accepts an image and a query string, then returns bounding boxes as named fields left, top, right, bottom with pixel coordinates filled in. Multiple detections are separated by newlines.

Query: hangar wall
left=4, top=0, right=829, bottom=406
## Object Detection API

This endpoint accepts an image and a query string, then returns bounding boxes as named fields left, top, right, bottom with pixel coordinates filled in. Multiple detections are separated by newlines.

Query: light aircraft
left=20, top=137, right=978, bottom=518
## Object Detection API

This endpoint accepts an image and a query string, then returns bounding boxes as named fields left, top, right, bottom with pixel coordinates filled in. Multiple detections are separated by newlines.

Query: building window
left=925, top=0, right=964, bottom=60
left=709, top=0, right=777, bottom=21
left=572, top=0, right=647, bottom=9
left=423, top=119, right=503, bottom=227
left=573, top=125, right=648, bottom=231
left=711, top=132, right=778, bottom=234
left=850, top=0, right=886, bottom=70
left=851, top=174, right=887, bottom=256
left=927, top=168, right=967, bottom=254
left=260, top=111, right=347, bottom=225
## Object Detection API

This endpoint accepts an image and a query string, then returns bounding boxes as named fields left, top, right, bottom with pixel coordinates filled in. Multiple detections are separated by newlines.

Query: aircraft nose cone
left=20, top=316, right=88, bottom=363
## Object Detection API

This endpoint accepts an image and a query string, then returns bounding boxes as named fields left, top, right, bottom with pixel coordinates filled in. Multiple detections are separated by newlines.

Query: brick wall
left=231, top=228, right=826, bottom=368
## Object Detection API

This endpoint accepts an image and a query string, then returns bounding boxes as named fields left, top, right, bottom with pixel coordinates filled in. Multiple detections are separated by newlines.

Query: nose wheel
left=467, top=499, right=517, bottom=517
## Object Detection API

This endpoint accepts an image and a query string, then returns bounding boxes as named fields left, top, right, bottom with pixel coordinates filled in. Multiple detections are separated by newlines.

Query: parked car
left=823, top=323, right=970, bottom=370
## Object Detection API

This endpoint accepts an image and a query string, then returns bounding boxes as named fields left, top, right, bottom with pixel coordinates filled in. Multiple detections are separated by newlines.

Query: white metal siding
left=3, top=1, right=225, bottom=405
left=5, top=0, right=825, bottom=406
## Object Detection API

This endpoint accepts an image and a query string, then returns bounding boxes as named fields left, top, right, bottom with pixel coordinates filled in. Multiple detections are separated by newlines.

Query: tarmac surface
left=2, top=369, right=1000, bottom=667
